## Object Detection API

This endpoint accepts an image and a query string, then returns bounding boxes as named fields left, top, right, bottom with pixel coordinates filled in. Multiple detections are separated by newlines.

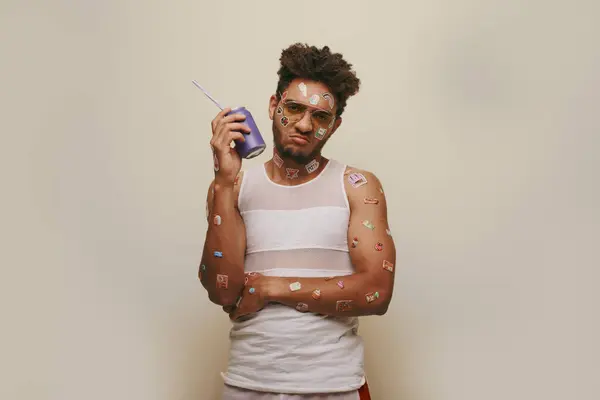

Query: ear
left=268, top=94, right=279, bottom=120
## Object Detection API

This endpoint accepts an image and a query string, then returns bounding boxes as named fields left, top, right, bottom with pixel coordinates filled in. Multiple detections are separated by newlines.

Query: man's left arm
left=237, top=169, right=396, bottom=318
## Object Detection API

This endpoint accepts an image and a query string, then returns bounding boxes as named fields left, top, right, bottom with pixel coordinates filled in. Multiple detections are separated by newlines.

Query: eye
left=313, top=113, right=330, bottom=121
left=287, top=103, right=301, bottom=112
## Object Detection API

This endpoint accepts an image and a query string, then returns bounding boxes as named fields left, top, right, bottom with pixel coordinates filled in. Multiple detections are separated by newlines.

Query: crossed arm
left=230, top=169, right=396, bottom=319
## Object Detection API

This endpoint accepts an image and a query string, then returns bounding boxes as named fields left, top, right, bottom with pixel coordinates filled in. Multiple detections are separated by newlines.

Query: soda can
left=226, top=107, right=266, bottom=159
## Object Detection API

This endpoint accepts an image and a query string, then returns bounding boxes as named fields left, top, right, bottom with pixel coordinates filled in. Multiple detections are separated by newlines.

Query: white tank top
left=221, top=159, right=366, bottom=394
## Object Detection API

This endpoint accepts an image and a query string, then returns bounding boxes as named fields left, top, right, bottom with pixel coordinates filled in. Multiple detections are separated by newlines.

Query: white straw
left=191, top=80, right=224, bottom=110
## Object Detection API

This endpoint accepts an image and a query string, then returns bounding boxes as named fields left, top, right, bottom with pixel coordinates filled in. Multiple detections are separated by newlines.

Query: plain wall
left=1, top=0, right=598, bottom=399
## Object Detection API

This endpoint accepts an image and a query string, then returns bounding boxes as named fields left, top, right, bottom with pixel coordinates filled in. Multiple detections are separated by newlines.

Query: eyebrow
left=284, top=99, right=333, bottom=116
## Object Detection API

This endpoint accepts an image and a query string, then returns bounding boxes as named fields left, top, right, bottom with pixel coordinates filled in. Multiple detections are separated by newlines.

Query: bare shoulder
left=343, top=166, right=385, bottom=205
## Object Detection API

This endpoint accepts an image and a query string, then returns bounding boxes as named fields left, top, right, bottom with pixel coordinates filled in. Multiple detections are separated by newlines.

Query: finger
left=211, top=108, right=232, bottom=133
left=224, top=122, right=252, bottom=134
left=212, top=124, right=248, bottom=151
left=214, top=112, right=246, bottom=134
left=215, top=131, right=245, bottom=151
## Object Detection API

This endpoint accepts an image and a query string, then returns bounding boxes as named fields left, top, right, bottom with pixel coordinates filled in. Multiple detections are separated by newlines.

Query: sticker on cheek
left=280, top=116, right=289, bottom=127
left=322, top=92, right=335, bottom=110
left=364, top=197, right=379, bottom=205
left=351, top=237, right=359, bottom=248
left=362, top=220, right=375, bottom=230
left=296, top=302, right=309, bottom=312
left=309, top=94, right=320, bottom=105
left=336, top=300, right=353, bottom=312
left=289, top=281, right=302, bottom=291
left=312, top=289, right=321, bottom=300
left=216, top=274, right=228, bottom=289
left=305, top=159, right=319, bottom=174
left=298, top=82, right=308, bottom=97
left=348, top=173, right=368, bottom=188
left=315, top=127, right=326, bottom=140
left=213, top=214, right=222, bottom=225
left=277, top=106, right=283, bottom=115
left=286, top=168, right=299, bottom=179
left=365, top=291, right=380, bottom=303
left=375, top=242, right=383, bottom=251
left=273, top=152, right=284, bottom=168
left=382, top=260, right=394, bottom=272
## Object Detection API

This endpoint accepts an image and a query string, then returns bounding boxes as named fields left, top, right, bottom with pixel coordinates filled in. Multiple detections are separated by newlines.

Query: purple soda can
left=226, top=107, right=266, bottom=159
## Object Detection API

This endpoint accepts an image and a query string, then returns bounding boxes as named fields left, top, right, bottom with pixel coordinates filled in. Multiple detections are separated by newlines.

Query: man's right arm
left=199, top=176, right=247, bottom=306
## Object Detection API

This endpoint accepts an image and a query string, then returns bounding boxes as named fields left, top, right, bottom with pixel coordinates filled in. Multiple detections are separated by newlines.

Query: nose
left=295, top=111, right=313, bottom=134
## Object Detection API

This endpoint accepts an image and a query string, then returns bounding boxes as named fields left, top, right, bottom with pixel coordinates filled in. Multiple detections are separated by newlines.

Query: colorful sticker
left=362, top=220, right=375, bottom=230
left=382, top=260, right=394, bottom=272
left=289, top=281, right=302, bottom=291
left=315, top=127, right=326, bottom=140
left=298, top=82, right=308, bottom=97
left=322, top=92, right=335, bottom=110
left=213, top=152, right=219, bottom=172
left=286, top=168, right=299, bottom=179
left=337, top=280, right=345, bottom=289
left=336, top=300, right=353, bottom=312
left=280, top=116, right=289, bottom=127
left=348, top=172, right=368, bottom=188
left=214, top=251, right=223, bottom=258
left=305, top=159, right=319, bottom=174
left=216, top=274, right=228, bottom=289
left=273, top=152, right=284, bottom=168
left=249, top=287, right=255, bottom=294
left=213, top=214, right=222, bottom=225
left=351, top=237, right=359, bottom=248
left=296, top=302, right=309, bottom=312
left=276, top=105, right=283, bottom=115
left=365, top=292, right=380, bottom=303
left=309, top=94, right=320, bottom=105
left=312, top=289, right=321, bottom=300
left=386, top=228, right=392, bottom=237
left=375, top=242, right=383, bottom=251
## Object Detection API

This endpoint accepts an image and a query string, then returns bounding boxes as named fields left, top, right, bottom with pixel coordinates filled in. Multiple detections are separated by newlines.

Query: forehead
left=283, top=79, right=336, bottom=112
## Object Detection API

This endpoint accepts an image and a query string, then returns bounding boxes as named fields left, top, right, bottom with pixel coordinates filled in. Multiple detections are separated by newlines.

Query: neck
left=267, top=148, right=326, bottom=184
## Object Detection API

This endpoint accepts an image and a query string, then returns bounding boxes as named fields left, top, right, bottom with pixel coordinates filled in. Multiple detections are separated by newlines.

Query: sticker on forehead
left=280, top=116, right=289, bottom=127
left=286, top=168, right=299, bottom=179
left=322, top=92, right=335, bottom=110
left=309, top=94, right=320, bottom=105
left=298, top=82, right=308, bottom=97
left=315, top=127, right=326, bottom=140
left=348, top=172, right=368, bottom=188
left=276, top=105, right=283, bottom=115
left=305, top=159, right=319, bottom=174
left=273, top=152, right=284, bottom=168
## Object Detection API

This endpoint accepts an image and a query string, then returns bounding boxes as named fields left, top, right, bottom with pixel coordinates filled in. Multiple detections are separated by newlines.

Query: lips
left=289, top=135, right=310, bottom=144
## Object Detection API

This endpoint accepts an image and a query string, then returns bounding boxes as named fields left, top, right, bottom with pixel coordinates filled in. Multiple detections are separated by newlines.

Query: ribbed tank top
left=221, top=159, right=366, bottom=394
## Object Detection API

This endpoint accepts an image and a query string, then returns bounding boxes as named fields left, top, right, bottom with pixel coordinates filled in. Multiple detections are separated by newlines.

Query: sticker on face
left=382, top=260, right=394, bottom=272
left=348, top=172, right=368, bottom=188
left=375, top=242, right=383, bottom=251
left=309, top=94, right=320, bottom=105
left=216, top=274, right=228, bottom=289
left=336, top=300, right=353, bottom=312
left=289, top=281, right=302, bottom=291
left=280, top=116, right=289, bottom=127
left=298, top=82, right=308, bottom=97
left=296, top=302, right=309, bottom=312
left=322, top=92, right=335, bottom=110
left=273, top=152, right=284, bottom=168
left=365, top=292, right=380, bottom=303
left=213, top=214, right=222, bottom=225
left=305, top=159, right=319, bottom=174
left=286, top=168, right=299, bottom=179
left=315, top=127, right=326, bottom=140
left=312, top=289, right=321, bottom=300
left=277, top=105, right=283, bottom=115
left=364, top=197, right=379, bottom=205
left=362, top=220, right=375, bottom=230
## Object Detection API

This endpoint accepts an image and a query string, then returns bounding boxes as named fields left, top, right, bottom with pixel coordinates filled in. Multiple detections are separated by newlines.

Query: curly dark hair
left=275, top=43, right=361, bottom=117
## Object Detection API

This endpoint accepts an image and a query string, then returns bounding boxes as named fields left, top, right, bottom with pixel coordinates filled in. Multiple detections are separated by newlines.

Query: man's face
left=269, top=79, right=341, bottom=164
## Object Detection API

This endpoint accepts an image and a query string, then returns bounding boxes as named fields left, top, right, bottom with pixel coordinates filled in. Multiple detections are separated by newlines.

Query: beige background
left=1, top=0, right=599, bottom=399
